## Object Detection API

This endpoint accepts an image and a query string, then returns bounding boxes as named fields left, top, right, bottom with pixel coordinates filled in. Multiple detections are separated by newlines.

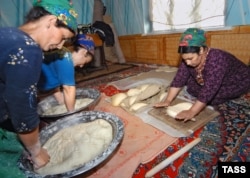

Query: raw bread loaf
left=111, top=93, right=127, bottom=106
left=126, top=88, right=141, bottom=96
left=138, top=84, right=161, bottom=101
left=166, top=102, right=192, bottom=118
left=128, top=95, right=138, bottom=106
left=159, top=92, right=168, bottom=102
left=129, top=102, right=148, bottom=111
left=137, top=84, right=149, bottom=92
left=155, top=66, right=178, bottom=72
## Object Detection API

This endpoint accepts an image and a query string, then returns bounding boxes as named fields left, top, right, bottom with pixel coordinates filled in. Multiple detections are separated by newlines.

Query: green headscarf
left=33, top=0, right=78, bottom=32
left=179, top=28, right=207, bottom=47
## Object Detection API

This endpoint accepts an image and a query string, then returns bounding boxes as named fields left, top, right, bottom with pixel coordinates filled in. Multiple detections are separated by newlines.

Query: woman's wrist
left=26, top=141, right=42, bottom=157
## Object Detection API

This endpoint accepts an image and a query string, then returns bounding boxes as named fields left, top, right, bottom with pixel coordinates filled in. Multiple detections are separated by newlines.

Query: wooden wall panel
left=118, top=26, right=250, bottom=66
left=119, top=39, right=136, bottom=60
left=164, top=36, right=181, bottom=67
left=135, top=38, right=163, bottom=64
left=210, top=34, right=250, bottom=65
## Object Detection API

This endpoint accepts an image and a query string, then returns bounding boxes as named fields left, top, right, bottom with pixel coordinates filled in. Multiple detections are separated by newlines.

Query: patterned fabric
left=132, top=95, right=250, bottom=178
left=0, top=27, right=42, bottom=132
left=76, top=34, right=95, bottom=55
left=33, top=0, right=78, bottom=32
left=171, top=48, right=250, bottom=105
left=179, top=28, right=206, bottom=47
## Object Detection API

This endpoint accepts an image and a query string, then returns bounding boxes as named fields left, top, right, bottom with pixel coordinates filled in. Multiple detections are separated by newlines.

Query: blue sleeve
left=4, top=44, right=42, bottom=132
left=54, top=53, right=75, bottom=86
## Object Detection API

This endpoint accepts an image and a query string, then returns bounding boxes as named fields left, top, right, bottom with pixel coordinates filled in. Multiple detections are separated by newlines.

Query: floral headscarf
left=33, top=0, right=78, bottom=32
left=179, top=28, right=207, bottom=47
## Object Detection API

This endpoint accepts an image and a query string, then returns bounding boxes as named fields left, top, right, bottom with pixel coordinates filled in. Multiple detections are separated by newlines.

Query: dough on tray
left=166, top=102, right=192, bottom=118
left=36, top=119, right=113, bottom=176
left=42, top=98, right=94, bottom=115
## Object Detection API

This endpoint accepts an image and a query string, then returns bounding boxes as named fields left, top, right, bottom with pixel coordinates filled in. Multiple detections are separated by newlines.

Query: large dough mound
left=36, top=119, right=113, bottom=176
left=166, top=102, right=193, bottom=118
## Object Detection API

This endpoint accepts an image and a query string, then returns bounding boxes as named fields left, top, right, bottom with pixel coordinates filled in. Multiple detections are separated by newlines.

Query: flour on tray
left=36, top=119, right=113, bottom=176
left=42, top=98, right=94, bottom=115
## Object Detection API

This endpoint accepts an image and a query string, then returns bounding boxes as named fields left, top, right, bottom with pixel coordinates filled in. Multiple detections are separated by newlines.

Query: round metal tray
left=19, top=111, right=124, bottom=178
left=37, top=88, right=101, bottom=121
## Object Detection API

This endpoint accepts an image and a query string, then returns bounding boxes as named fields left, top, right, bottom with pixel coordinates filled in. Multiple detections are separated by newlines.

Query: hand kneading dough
left=36, top=119, right=113, bottom=176
left=166, top=102, right=193, bottom=118
left=43, top=98, right=94, bottom=115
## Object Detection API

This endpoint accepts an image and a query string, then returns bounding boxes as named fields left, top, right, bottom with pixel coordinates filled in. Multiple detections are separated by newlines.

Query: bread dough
left=155, top=66, right=178, bottom=72
left=137, top=84, right=162, bottom=101
left=36, top=119, right=113, bottom=176
left=111, top=93, right=127, bottom=106
left=42, top=98, right=94, bottom=115
left=166, top=102, right=192, bottom=118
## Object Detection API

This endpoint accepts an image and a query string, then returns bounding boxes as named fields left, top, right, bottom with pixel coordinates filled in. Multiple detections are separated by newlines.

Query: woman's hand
left=175, top=109, right=196, bottom=122
left=154, top=87, right=181, bottom=108
left=18, top=127, right=50, bottom=170
left=175, top=100, right=207, bottom=122
left=154, top=100, right=171, bottom=108
left=31, top=147, right=50, bottom=169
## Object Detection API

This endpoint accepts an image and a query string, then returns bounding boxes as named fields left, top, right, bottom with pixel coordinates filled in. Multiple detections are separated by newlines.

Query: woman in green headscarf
left=154, top=28, right=250, bottom=122
left=0, top=0, right=78, bottom=174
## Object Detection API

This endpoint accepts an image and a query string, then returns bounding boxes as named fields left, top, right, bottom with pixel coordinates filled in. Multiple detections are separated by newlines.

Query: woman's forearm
left=62, top=85, right=76, bottom=111
left=164, top=87, right=182, bottom=103
left=18, top=127, right=41, bottom=156
left=190, top=100, right=207, bottom=117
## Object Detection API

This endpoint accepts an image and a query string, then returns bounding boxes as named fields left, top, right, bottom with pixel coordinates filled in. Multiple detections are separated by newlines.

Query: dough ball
left=111, top=93, right=127, bottom=106
left=126, top=88, right=141, bottom=96
left=129, top=102, right=148, bottom=112
left=137, top=84, right=149, bottom=92
left=138, top=84, right=162, bottom=101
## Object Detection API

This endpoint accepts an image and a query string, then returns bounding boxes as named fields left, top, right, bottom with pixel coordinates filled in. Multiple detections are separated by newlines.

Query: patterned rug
left=76, top=64, right=250, bottom=178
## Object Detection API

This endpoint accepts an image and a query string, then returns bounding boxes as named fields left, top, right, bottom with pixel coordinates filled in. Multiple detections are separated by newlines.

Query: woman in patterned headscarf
left=0, top=0, right=78, bottom=173
left=38, top=34, right=95, bottom=112
left=155, top=28, right=250, bottom=122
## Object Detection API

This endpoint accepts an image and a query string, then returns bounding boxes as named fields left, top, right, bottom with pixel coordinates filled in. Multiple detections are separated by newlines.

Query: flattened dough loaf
left=166, top=102, right=192, bottom=118
left=36, top=119, right=113, bottom=176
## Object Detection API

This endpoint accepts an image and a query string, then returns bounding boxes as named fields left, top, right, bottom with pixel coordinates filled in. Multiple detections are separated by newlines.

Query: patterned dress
left=0, top=27, right=43, bottom=132
left=171, top=48, right=250, bottom=105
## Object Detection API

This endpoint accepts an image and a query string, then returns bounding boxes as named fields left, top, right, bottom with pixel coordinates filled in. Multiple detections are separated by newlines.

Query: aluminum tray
left=37, top=88, right=101, bottom=121
left=19, top=111, right=124, bottom=178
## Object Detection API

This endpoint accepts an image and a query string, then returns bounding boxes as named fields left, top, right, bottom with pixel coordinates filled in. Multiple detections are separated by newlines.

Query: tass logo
left=221, top=165, right=246, bottom=173
left=218, top=162, right=250, bottom=178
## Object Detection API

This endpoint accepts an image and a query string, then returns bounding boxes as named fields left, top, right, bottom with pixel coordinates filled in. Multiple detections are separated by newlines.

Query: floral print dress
left=171, top=48, right=250, bottom=105
left=0, top=27, right=43, bottom=132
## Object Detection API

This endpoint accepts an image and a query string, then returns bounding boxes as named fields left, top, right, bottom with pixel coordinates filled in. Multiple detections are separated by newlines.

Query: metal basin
left=37, top=88, right=101, bottom=122
left=19, top=111, right=124, bottom=178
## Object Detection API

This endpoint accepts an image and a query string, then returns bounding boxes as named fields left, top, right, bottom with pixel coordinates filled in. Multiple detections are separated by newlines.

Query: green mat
left=0, top=129, right=26, bottom=178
